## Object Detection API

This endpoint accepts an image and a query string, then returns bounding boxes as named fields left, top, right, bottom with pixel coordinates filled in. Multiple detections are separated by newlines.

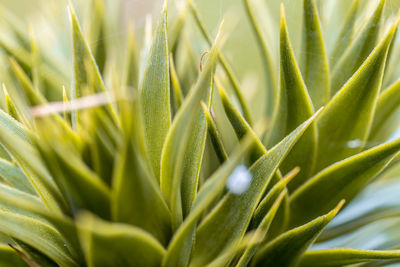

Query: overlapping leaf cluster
left=0, top=0, right=399, bottom=266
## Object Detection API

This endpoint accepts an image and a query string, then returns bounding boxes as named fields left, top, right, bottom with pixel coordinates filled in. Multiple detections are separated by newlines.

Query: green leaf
left=122, top=22, right=139, bottom=89
left=301, top=0, right=330, bottom=108
left=140, top=2, right=171, bottom=180
left=0, top=185, right=84, bottom=263
left=290, top=138, right=400, bottom=227
left=330, top=0, right=361, bottom=67
left=243, top=0, right=277, bottom=117
left=36, top=125, right=111, bottom=219
left=88, top=0, right=106, bottom=74
left=69, top=2, right=116, bottom=124
left=331, top=0, right=386, bottom=95
left=190, top=110, right=320, bottom=266
left=160, top=25, right=221, bottom=230
left=188, top=0, right=253, bottom=124
left=251, top=167, right=299, bottom=229
left=0, top=244, right=29, bottom=267
left=111, top=115, right=171, bottom=245
left=368, top=79, right=400, bottom=145
left=217, top=80, right=265, bottom=163
left=236, top=191, right=286, bottom=267
left=315, top=22, right=397, bottom=173
left=267, top=6, right=317, bottom=191
left=251, top=201, right=344, bottom=267
left=298, top=249, right=400, bottom=267
left=0, top=209, right=78, bottom=266
left=162, top=136, right=254, bottom=267
left=170, top=54, right=183, bottom=115
left=0, top=159, right=35, bottom=195
left=0, top=110, right=66, bottom=213
left=202, top=102, right=228, bottom=163
left=77, top=212, right=165, bottom=267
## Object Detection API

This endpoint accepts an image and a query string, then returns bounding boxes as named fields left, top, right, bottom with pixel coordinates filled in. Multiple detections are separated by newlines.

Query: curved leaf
left=301, top=0, right=330, bottom=108
left=369, top=79, right=400, bottom=144
left=0, top=159, right=35, bottom=195
left=331, top=0, right=386, bottom=95
left=0, top=210, right=78, bottom=266
left=140, top=2, right=171, bottom=180
left=330, top=0, right=361, bottom=67
left=315, top=22, right=397, bottom=173
left=190, top=111, right=320, bottom=266
left=251, top=201, right=344, bottom=267
left=243, top=0, right=277, bottom=117
left=298, top=248, right=400, bottom=267
left=188, top=0, right=253, bottom=124
left=77, top=212, right=165, bottom=267
left=290, top=138, right=400, bottom=227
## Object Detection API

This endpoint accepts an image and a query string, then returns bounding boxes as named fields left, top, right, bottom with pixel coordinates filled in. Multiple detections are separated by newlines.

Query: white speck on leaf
left=226, top=165, right=252, bottom=195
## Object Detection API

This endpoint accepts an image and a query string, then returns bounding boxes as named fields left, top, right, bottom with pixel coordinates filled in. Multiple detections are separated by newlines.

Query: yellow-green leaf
left=190, top=111, right=320, bottom=266
left=251, top=201, right=344, bottom=267
left=267, top=6, right=317, bottom=191
left=140, top=3, right=171, bottom=180
left=331, top=0, right=386, bottom=95
left=162, top=136, right=254, bottom=267
left=0, top=159, right=35, bottom=195
left=290, top=138, right=400, bottom=227
left=160, top=25, right=221, bottom=230
left=368, top=79, right=400, bottom=145
left=315, top=22, right=397, bottom=173
left=298, top=248, right=400, bottom=267
left=330, top=0, right=361, bottom=67
left=301, top=0, right=330, bottom=108
left=77, top=212, right=165, bottom=267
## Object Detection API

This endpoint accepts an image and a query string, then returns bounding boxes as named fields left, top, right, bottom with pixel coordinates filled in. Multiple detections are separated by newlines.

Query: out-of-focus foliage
left=0, top=0, right=399, bottom=266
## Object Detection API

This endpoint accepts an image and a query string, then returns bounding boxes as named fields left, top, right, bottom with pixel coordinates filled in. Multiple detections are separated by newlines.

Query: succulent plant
left=0, top=0, right=400, bottom=266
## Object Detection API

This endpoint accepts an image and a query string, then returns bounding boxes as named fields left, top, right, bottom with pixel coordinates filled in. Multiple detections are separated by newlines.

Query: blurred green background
left=2, top=0, right=400, bottom=121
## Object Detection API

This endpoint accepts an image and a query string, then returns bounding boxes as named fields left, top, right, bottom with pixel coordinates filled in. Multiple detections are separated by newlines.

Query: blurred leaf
left=290, top=138, right=400, bottom=227
left=202, top=102, right=228, bottom=163
left=123, top=23, right=139, bottom=89
left=169, top=55, right=183, bottom=115
left=0, top=204, right=78, bottom=266
left=368, top=79, right=400, bottom=144
left=0, top=110, right=65, bottom=213
left=267, top=6, right=317, bottom=191
left=330, top=0, right=361, bottom=67
left=315, top=23, right=396, bottom=173
left=0, top=244, right=29, bottom=267
left=331, top=0, right=386, bottom=95
left=298, top=248, right=400, bottom=267
left=188, top=0, right=253, bottom=124
left=251, top=201, right=344, bottom=267
left=77, top=212, right=165, bottom=267
left=36, top=125, right=111, bottom=218
left=69, top=3, right=116, bottom=124
left=140, top=3, right=171, bottom=180
left=0, top=159, right=34, bottom=195
left=112, top=103, right=171, bottom=245
left=243, top=0, right=277, bottom=117
left=301, top=0, right=330, bottom=108
left=190, top=111, right=320, bottom=266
